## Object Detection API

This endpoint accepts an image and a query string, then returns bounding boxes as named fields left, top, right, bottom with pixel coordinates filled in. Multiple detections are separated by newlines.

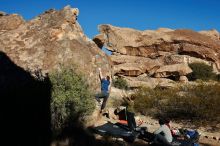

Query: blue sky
left=0, top=0, right=220, bottom=39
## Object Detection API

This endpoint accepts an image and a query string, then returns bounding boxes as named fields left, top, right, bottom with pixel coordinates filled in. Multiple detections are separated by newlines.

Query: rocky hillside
left=0, top=6, right=111, bottom=90
left=1, top=6, right=220, bottom=90
left=94, top=25, right=220, bottom=88
left=1, top=6, right=220, bottom=146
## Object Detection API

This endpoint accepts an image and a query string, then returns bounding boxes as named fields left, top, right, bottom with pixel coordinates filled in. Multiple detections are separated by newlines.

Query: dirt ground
left=137, top=116, right=220, bottom=146
left=89, top=102, right=220, bottom=146
left=93, top=111, right=220, bottom=146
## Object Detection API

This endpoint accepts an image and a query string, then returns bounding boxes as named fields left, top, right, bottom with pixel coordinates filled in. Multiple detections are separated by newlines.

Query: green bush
left=167, top=83, right=220, bottom=121
left=132, top=87, right=154, bottom=115
left=133, top=87, right=178, bottom=116
left=215, top=74, right=220, bottom=81
left=187, top=62, right=215, bottom=81
left=50, top=68, right=95, bottom=134
left=133, top=83, right=220, bottom=124
left=113, top=77, right=128, bottom=90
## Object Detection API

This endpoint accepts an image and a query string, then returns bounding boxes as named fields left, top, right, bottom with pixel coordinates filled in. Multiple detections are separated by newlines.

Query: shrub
left=133, top=87, right=178, bottom=116
left=50, top=68, right=95, bottom=135
left=133, top=87, right=155, bottom=115
left=187, top=62, right=215, bottom=81
left=214, top=74, right=220, bottom=81
left=133, top=83, right=220, bottom=124
left=113, top=77, right=128, bottom=90
left=186, top=83, right=220, bottom=120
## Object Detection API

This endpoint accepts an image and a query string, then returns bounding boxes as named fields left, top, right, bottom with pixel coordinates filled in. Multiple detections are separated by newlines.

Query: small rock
left=0, top=11, right=6, bottom=16
left=179, top=75, right=188, bottom=82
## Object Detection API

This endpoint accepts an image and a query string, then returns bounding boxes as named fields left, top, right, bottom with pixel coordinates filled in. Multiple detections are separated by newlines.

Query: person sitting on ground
left=153, top=117, right=173, bottom=146
left=95, top=68, right=111, bottom=113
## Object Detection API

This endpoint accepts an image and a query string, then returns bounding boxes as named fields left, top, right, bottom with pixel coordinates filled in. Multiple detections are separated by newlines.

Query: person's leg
left=138, top=130, right=155, bottom=143
left=95, top=92, right=105, bottom=102
left=154, top=134, right=172, bottom=146
left=101, top=93, right=109, bottom=111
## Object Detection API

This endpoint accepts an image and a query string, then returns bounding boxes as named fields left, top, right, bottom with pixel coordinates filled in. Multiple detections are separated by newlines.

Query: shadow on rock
left=0, top=51, right=52, bottom=146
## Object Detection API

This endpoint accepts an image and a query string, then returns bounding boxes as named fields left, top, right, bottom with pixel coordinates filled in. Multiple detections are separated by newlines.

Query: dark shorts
left=96, top=91, right=109, bottom=98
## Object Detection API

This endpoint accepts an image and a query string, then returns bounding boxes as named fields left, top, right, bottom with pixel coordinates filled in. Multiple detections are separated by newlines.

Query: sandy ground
left=52, top=103, right=220, bottom=146
left=92, top=110, right=220, bottom=146
left=51, top=113, right=220, bottom=146
left=134, top=116, right=220, bottom=146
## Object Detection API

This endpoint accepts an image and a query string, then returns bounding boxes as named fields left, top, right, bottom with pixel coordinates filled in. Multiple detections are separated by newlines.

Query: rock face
left=94, top=24, right=220, bottom=88
left=199, top=29, right=220, bottom=41
left=154, top=64, right=192, bottom=78
left=0, top=13, right=24, bottom=31
left=0, top=6, right=111, bottom=90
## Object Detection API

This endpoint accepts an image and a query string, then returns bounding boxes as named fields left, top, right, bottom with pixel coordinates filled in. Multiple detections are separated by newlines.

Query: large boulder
left=0, top=13, right=25, bottom=31
left=0, top=6, right=111, bottom=90
left=199, top=29, right=220, bottom=41
left=111, top=55, right=162, bottom=76
left=123, top=75, right=175, bottom=88
left=93, top=24, right=220, bottom=87
left=94, top=25, right=220, bottom=71
left=154, top=64, right=192, bottom=78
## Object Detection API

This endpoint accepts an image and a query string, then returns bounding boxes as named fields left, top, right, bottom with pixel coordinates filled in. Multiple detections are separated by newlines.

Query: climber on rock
left=95, top=68, right=111, bottom=113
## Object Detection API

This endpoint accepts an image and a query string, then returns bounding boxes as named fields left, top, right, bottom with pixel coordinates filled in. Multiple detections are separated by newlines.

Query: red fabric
left=118, top=120, right=128, bottom=124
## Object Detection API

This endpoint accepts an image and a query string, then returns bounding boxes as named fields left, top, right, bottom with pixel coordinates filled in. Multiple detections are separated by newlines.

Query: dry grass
left=133, top=82, right=220, bottom=125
